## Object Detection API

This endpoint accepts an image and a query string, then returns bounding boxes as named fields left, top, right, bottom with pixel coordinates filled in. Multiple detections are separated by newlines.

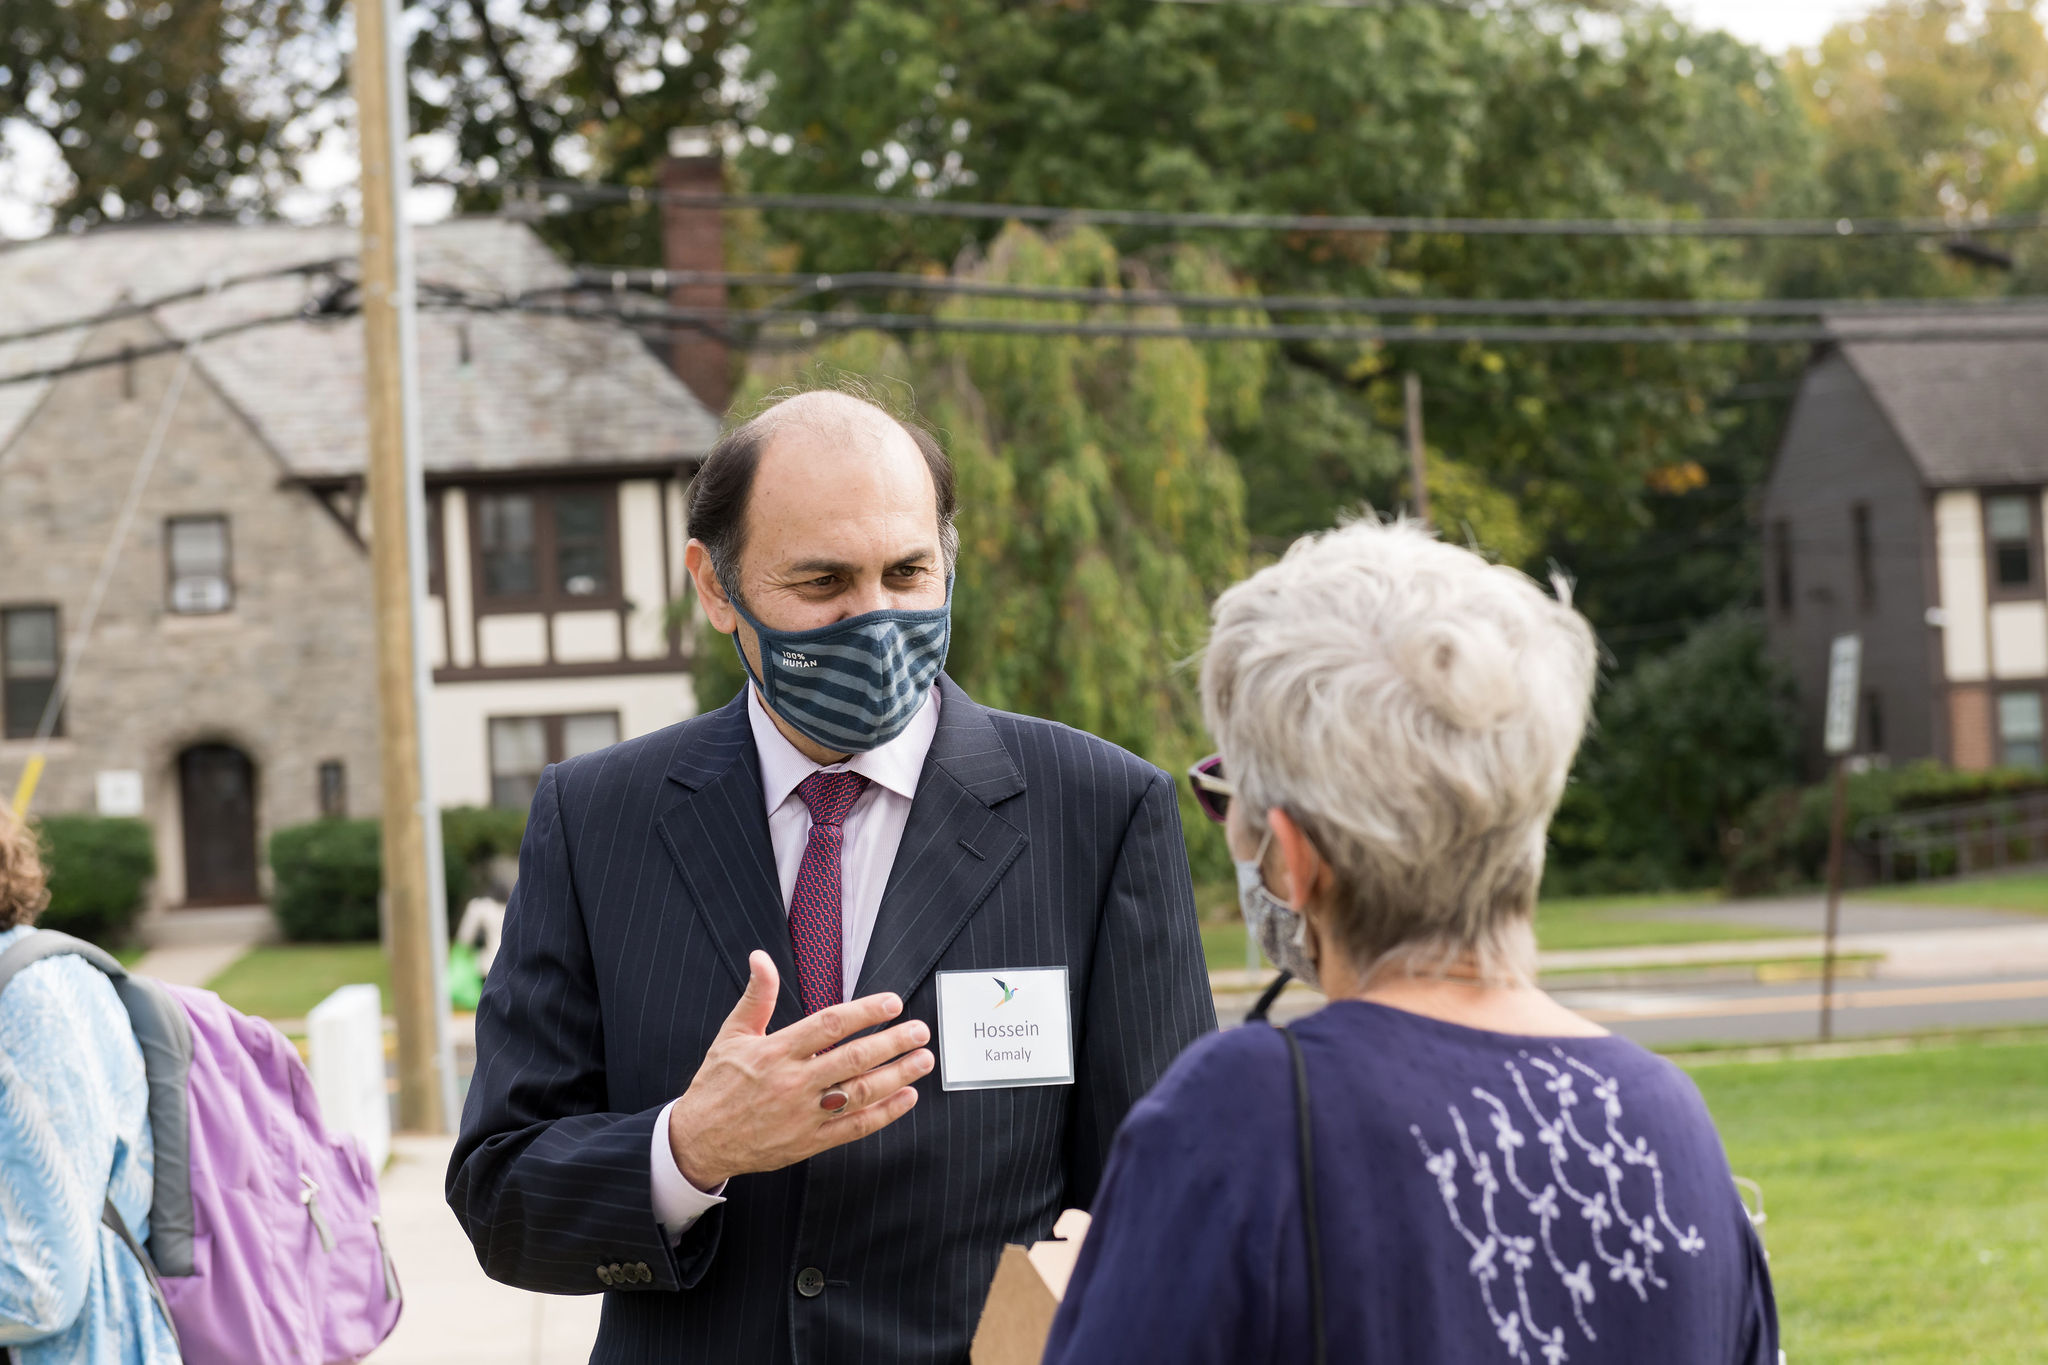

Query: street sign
left=1823, top=633, right=1862, bottom=756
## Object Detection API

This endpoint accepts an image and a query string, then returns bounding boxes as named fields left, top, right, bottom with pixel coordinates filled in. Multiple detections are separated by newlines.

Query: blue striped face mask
left=731, top=586, right=952, bottom=754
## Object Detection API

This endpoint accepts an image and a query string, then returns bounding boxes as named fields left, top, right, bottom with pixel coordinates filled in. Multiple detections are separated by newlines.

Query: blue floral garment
left=1046, top=1000, right=1778, bottom=1365
left=0, top=926, right=180, bottom=1365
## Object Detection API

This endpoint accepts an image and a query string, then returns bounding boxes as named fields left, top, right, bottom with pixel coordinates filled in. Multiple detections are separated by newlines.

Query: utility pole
left=354, top=0, right=455, bottom=1133
left=1404, top=372, right=1430, bottom=524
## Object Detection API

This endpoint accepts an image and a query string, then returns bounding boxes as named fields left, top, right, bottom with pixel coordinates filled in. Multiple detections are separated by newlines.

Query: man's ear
left=685, top=540, right=738, bottom=635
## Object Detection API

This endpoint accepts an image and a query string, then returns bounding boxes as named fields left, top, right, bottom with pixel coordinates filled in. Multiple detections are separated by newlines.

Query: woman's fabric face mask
left=731, top=585, right=952, bottom=754
left=1236, top=830, right=1320, bottom=989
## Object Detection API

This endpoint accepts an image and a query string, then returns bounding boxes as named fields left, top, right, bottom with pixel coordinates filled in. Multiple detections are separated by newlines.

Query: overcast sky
left=0, top=2, right=1873, bottom=241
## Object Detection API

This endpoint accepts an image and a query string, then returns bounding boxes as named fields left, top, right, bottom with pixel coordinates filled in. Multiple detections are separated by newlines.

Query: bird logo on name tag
left=992, top=977, right=1017, bottom=1009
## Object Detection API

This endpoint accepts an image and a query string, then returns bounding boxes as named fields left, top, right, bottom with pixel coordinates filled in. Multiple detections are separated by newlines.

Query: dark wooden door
left=180, top=744, right=259, bottom=905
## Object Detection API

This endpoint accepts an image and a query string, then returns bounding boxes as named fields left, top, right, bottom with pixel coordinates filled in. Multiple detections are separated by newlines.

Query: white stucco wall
left=1991, top=600, right=2048, bottom=679
left=478, top=612, right=548, bottom=666
left=427, top=672, right=698, bottom=808
left=1934, top=489, right=1989, bottom=682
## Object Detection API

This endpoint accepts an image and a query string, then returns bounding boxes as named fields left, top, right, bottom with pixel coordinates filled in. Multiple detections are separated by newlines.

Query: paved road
left=1214, top=900, right=2048, bottom=1045
left=1555, top=970, right=2048, bottom=1047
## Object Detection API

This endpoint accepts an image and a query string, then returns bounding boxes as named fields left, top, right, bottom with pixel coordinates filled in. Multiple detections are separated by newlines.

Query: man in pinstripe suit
left=448, top=390, right=1217, bottom=1364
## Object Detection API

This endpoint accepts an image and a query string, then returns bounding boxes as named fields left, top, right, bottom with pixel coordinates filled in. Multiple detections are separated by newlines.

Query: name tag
left=935, top=967, right=1075, bottom=1091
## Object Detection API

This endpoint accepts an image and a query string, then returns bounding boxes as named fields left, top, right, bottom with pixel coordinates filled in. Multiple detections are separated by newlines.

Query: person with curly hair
left=0, top=806, right=179, bottom=1364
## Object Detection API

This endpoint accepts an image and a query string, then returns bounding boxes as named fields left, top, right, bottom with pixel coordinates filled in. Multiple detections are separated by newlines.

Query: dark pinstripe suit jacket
left=447, top=677, right=1216, bottom=1364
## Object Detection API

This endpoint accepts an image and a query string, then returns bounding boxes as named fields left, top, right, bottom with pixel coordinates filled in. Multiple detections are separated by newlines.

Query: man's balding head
left=686, top=388, right=959, bottom=606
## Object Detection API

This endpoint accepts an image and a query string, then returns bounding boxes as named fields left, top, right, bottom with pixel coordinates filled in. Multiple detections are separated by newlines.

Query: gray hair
left=1200, top=519, right=1597, bottom=986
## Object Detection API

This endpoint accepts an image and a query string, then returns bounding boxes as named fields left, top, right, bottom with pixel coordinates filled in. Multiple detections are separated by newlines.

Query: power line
left=0, top=304, right=356, bottom=388
left=0, top=259, right=350, bottom=350
left=470, top=294, right=2048, bottom=347
left=555, top=265, right=2048, bottom=321
left=466, top=176, right=2048, bottom=240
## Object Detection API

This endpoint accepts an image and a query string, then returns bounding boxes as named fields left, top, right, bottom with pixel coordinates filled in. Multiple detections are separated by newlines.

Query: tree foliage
left=709, top=225, right=1248, bottom=874
left=1547, top=611, right=1800, bottom=893
left=0, top=0, right=309, bottom=225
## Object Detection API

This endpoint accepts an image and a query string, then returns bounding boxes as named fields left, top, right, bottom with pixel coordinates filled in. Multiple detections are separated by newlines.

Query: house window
left=476, top=493, right=539, bottom=598
left=1863, top=689, right=1885, bottom=755
left=1852, top=502, right=1876, bottom=611
left=1, top=607, right=61, bottom=741
left=1998, top=692, right=2044, bottom=768
left=471, top=486, right=619, bottom=610
left=318, top=760, right=348, bottom=818
left=487, top=712, right=621, bottom=810
left=1986, top=493, right=2036, bottom=593
left=167, top=515, right=233, bottom=614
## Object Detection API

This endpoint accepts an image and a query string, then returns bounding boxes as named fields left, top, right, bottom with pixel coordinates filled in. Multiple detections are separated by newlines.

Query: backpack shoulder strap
left=0, top=928, right=125, bottom=995
left=0, top=930, right=198, bottom=1277
left=100, top=1196, right=181, bottom=1355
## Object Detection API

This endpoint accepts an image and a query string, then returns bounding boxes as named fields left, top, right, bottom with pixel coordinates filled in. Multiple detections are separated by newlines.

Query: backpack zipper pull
left=300, top=1174, right=336, bottom=1253
left=371, top=1215, right=401, bottom=1301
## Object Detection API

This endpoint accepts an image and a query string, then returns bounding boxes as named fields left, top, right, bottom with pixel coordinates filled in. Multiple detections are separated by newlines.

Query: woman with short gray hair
left=1045, top=520, right=1777, bottom=1365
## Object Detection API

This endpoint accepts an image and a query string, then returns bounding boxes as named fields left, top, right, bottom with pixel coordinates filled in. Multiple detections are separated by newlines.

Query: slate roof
left=1830, top=308, right=2048, bottom=489
left=0, top=218, right=720, bottom=478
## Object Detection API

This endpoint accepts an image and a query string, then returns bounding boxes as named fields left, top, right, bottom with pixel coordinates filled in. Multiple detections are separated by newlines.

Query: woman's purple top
left=1044, top=1000, right=1778, bottom=1365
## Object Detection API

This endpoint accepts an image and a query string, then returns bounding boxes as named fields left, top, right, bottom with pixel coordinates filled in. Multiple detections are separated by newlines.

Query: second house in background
left=1765, top=310, right=2048, bottom=775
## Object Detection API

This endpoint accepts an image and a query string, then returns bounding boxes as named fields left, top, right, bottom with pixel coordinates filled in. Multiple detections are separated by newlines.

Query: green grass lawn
left=1857, top=868, right=2048, bottom=914
left=1202, top=890, right=1797, bottom=972
left=1689, top=1038, right=2048, bottom=1364
left=205, top=943, right=393, bottom=1020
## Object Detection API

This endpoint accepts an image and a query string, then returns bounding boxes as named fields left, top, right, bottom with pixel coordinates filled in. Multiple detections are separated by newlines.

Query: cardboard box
left=968, top=1208, right=1092, bottom=1365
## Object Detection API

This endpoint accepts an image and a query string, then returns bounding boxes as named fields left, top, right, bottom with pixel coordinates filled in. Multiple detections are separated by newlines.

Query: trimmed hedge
left=1725, top=761, right=2048, bottom=895
left=441, top=805, right=527, bottom=911
left=269, top=818, right=382, bottom=941
left=35, top=815, right=155, bottom=947
left=268, top=806, right=530, bottom=942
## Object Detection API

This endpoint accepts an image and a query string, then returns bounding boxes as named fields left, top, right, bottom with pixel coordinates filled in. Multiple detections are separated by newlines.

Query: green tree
left=0, top=0, right=308, bottom=226
left=708, top=225, right=1249, bottom=875
left=1548, top=611, right=1800, bottom=892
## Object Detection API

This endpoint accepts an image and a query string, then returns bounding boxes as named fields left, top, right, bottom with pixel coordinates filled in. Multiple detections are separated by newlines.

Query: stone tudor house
left=1764, top=311, right=2048, bottom=775
left=0, top=218, right=720, bottom=910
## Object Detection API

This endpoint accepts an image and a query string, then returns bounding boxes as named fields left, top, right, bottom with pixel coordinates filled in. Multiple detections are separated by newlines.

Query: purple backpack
left=0, top=930, right=403, bottom=1364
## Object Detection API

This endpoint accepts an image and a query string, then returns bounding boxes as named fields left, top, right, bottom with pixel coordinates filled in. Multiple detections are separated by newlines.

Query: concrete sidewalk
left=369, top=1134, right=600, bottom=1364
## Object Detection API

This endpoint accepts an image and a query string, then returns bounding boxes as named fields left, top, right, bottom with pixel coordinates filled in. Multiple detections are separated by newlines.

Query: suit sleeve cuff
left=651, top=1098, right=727, bottom=1244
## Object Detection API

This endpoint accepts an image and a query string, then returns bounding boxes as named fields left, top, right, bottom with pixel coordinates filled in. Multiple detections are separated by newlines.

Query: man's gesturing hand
left=667, top=950, right=934, bottom=1192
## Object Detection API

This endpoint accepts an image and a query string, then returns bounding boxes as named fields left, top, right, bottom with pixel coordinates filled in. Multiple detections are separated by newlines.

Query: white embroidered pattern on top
left=1408, top=1048, right=1706, bottom=1365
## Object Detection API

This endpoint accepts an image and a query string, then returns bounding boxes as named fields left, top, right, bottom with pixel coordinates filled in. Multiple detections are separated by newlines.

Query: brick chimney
left=660, top=127, right=730, bottom=414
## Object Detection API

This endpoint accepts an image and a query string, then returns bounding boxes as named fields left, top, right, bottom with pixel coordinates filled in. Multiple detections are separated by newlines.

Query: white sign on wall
left=95, top=770, right=144, bottom=817
left=1823, top=633, right=1863, bottom=757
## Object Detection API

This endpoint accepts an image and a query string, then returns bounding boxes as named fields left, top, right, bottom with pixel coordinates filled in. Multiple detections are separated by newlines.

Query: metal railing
left=1856, top=792, right=2048, bottom=882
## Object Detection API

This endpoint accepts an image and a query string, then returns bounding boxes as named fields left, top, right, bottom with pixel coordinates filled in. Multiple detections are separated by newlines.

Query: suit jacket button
left=597, top=1265, right=614, bottom=1286
left=634, top=1262, right=651, bottom=1282
left=796, top=1266, right=826, bottom=1297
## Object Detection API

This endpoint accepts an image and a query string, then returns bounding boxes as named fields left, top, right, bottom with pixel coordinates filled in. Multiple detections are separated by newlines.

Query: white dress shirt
left=649, top=685, right=943, bottom=1240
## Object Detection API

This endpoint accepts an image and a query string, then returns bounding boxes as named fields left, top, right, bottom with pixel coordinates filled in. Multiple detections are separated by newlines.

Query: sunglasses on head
left=1186, top=754, right=1233, bottom=824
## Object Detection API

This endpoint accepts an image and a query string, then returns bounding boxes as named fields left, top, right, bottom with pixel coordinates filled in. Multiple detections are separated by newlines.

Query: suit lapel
left=853, top=678, right=1028, bottom=1003
left=654, top=690, right=806, bottom=1025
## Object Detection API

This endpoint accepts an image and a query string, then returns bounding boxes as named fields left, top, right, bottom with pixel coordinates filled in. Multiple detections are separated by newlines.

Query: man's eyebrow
left=780, top=557, right=861, bottom=578
left=775, top=546, right=938, bottom=579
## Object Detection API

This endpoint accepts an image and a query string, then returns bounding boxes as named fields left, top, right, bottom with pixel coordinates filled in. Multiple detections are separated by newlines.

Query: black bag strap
left=1244, top=969, right=1293, bottom=1025
left=1279, top=1024, right=1328, bottom=1365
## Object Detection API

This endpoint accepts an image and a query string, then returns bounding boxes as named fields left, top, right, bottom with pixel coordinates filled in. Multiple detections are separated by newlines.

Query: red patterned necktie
left=788, top=771, right=871, bottom=1016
